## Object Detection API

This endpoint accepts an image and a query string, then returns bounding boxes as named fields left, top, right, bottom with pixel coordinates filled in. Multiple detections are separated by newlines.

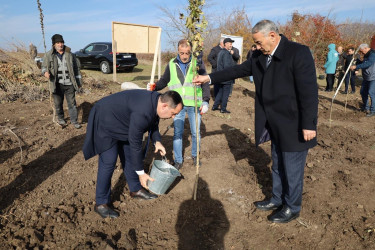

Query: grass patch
left=81, top=63, right=167, bottom=89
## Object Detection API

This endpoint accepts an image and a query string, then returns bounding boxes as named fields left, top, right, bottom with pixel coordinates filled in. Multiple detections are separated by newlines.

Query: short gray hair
left=252, top=20, right=279, bottom=35
left=358, top=44, right=370, bottom=50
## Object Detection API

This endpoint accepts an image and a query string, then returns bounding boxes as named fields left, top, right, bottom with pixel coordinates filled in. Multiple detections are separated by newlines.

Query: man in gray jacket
left=351, top=43, right=375, bottom=117
left=42, top=34, right=82, bottom=128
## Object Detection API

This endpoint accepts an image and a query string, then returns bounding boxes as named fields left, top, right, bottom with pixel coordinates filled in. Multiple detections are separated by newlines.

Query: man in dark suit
left=194, top=20, right=318, bottom=223
left=83, top=90, right=183, bottom=218
left=212, top=37, right=236, bottom=113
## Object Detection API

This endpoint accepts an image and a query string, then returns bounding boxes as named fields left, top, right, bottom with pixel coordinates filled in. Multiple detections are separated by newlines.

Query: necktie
left=266, top=55, right=272, bottom=68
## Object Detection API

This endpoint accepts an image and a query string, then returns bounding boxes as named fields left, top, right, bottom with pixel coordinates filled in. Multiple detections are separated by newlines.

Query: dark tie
left=266, top=55, right=272, bottom=68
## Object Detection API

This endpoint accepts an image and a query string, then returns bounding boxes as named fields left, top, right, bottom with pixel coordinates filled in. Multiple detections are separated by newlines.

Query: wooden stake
left=150, top=28, right=162, bottom=84
left=192, top=56, right=200, bottom=201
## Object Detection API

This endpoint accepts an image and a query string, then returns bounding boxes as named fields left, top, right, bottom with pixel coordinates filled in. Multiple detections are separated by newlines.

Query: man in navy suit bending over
left=83, top=90, right=183, bottom=218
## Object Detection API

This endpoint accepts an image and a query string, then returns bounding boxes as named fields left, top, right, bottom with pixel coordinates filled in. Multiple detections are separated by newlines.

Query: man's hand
left=147, top=82, right=156, bottom=91
left=44, top=72, right=50, bottom=79
left=350, top=65, right=356, bottom=71
left=154, top=141, right=166, bottom=156
left=199, top=102, right=209, bottom=114
left=193, top=75, right=210, bottom=85
left=139, top=173, right=154, bottom=189
left=302, top=129, right=316, bottom=141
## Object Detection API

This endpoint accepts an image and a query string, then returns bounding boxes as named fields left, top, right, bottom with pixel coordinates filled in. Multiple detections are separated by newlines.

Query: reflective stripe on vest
left=168, top=58, right=202, bottom=107
left=57, top=54, right=72, bottom=85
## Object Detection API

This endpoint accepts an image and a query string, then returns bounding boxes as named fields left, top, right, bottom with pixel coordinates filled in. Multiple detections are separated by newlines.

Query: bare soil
left=1, top=78, right=375, bottom=249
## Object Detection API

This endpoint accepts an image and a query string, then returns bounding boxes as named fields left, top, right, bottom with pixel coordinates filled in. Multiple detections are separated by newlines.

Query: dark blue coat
left=82, top=90, right=161, bottom=171
left=216, top=49, right=236, bottom=85
left=210, top=35, right=318, bottom=152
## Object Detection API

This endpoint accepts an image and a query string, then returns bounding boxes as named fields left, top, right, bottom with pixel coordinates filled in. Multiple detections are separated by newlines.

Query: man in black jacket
left=208, top=37, right=241, bottom=102
left=83, top=90, right=183, bottom=218
left=208, top=37, right=240, bottom=72
left=194, top=20, right=318, bottom=223
left=212, top=38, right=236, bottom=113
left=207, top=37, right=224, bottom=73
left=343, top=47, right=357, bottom=94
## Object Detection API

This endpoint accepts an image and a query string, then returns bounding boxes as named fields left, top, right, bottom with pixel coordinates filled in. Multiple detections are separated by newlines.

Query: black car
left=75, top=42, right=138, bottom=74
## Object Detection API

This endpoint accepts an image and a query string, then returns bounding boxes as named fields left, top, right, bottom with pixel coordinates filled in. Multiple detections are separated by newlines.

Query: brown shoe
left=130, top=188, right=158, bottom=200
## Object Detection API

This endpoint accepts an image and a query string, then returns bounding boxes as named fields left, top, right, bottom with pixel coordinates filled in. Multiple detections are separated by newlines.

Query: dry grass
left=0, top=43, right=49, bottom=103
left=137, top=52, right=177, bottom=66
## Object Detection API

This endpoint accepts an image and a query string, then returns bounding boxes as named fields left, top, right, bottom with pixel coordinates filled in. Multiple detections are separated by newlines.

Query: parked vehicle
left=75, top=42, right=138, bottom=74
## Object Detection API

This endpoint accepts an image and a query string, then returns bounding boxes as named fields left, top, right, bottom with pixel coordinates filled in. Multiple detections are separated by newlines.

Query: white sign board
left=111, top=22, right=161, bottom=82
left=112, top=22, right=160, bottom=53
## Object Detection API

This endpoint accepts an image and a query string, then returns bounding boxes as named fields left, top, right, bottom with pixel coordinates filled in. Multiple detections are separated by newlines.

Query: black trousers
left=270, top=142, right=308, bottom=213
left=344, top=71, right=356, bottom=93
left=53, top=83, right=78, bottom=123
left=96, top=141, right=141, bottom=205
left=326, top=74, right=335, bottom=91
left=213, top=84, right=231, bottom=111
left=336, top=71, right=344, bottom=88
left=213, top=83, right=220, bottom=100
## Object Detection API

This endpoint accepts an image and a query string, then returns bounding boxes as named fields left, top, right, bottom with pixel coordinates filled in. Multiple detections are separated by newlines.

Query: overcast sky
left=1, top=0, right=374, bottom=53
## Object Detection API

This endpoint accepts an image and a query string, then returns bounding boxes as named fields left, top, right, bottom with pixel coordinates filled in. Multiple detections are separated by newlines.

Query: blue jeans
left=360, top=79, right=375, bottom=112
left=173, top=106, right=201, bottom=163
left=96, top=141, right=141, bottom=205
left=270, top=142, right=308, bottom=213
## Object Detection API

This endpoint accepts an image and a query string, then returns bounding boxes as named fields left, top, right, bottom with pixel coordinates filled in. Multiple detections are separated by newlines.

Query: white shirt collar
left=269, top=38, right=281, bottom=57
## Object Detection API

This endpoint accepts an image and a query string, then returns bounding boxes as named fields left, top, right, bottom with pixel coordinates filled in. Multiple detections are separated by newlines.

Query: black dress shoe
left=220, top=110, right=231, bottom=113
left=174, top=162, right=183, bottom=170
left=268, top=206, right=299, bottom=223
left=254, top=200, right=282, bottom=211
left=211, top=107, right=220, bottom=111
left=94, top=204, right=119, bottom=218
left=130, top=188, right=158, bottom=200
